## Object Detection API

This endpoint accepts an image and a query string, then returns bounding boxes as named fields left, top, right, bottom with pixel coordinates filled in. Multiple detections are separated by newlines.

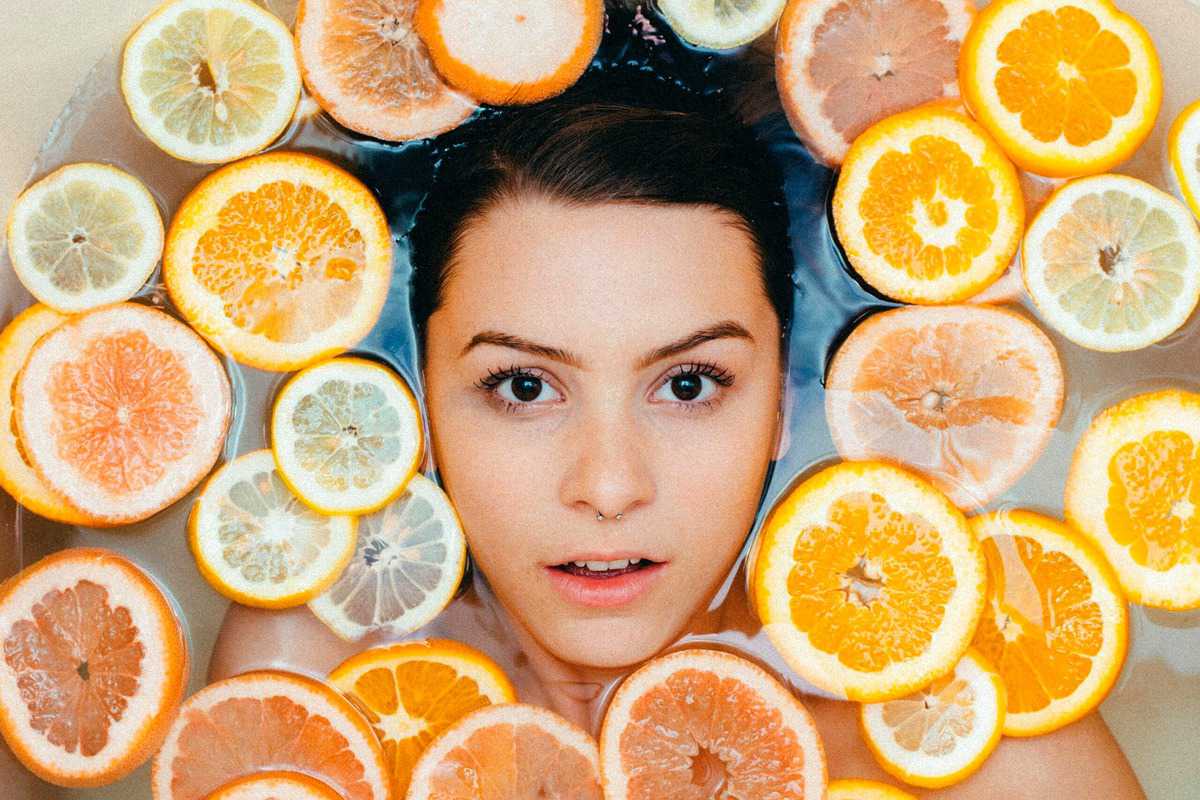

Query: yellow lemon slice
left=1168, top=99, right=1200, bottom=221
left=657, top=0, right=788, bottom=50
left=827, top=779, right=917, bottom=800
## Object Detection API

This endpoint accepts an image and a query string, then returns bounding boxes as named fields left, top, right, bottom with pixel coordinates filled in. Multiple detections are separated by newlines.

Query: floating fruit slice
left=329, top=639, right=516, bottom=798
left=776, top=0, right=975, bottom=165
left=598, top=648, right=827, bottom=799
left=833, top=105, right=1025, bottom=304
left=657, top=0, right=787, bottom=50
left=6, top=163, right=163, bottom=312
left=164, top=151, right=393, bottom=372
left=295, top=0, right=477, bottom=141
left=0, top=548, right=188, bottom=788
left=1066, top=390, right=1200, bottom=609
left=13, top=303, right=232, bottom=526
left=1169, top=100, right=1200, bottom=220
left=413, top=0, right=604, bottom=105
left=151, top=670, right=389, bottom=800
left=204, top=771, right=343, bottom=800
left=406, top=702, right=602, bottom=800
left=271, top=357, right=423, bottom=515
left=308, top=473, right=467, bottom=640
left=826, top=305, right=1064, bottom=510
left=1022, top=174, right=1200, bottom=352
left=121, top=0, right=301, bottom=164
left=959, top=0, right=1162, bottom=178
left=752, top=461, right=987, bottom=702
left=827, top=778, right=917, bottom=800
left=970, top=511, right=1128, bottom=735
left=189, top=449, right=357, bottom=608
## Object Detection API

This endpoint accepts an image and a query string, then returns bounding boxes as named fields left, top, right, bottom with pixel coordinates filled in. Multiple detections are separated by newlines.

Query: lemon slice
left=6, top=163, right=163, bottom=312
left=271, top=357, right=424, bottom=515
left=121, top=0, right=301, bottom=164
left=656, top=0, right=788, bottom=50
left=188, top=449, right=357, bottom=608
left=1022, top=174, right=1200, bottom=352
left=1169, top=99, right=1200, bottom=222
left=309, top=474, right=467, bottom=641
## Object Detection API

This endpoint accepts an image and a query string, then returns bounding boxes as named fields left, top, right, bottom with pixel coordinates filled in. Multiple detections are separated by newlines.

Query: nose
left=559, top=399, right=655, bottom=521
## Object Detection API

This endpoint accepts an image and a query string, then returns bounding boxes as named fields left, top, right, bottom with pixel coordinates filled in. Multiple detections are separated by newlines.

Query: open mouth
left=551, top=558, right=660, bottom=579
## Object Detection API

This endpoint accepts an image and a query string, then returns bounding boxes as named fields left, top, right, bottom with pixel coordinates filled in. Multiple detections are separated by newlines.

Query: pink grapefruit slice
left=204, top=771, right=344, bottom=800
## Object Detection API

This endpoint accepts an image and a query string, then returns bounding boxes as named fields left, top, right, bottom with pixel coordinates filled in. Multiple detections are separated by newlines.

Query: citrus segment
left=752, top=461, right=987, bottom=702
left=827, top=778, right=917, bottom=800
left=204, top=771, right=344, bottom=800
left=151, top=669, right=389, bottom=800
left=1022, top=174, right=1200, bottom=351
left=1169, top=100, right=1200, bottom=221
left=188, top=449, right=357, bottom=608
left=1066, top=390, right=1200, bottom=609
left=407, top=703, right=601, bottom=800
left=13, top=303, right=232, bottom=526
left=826, top=305, right=1064, bottom=510
left=308, top=473, right=467, bottom=641
left=776, top=0, right=975, bottom=165
left=959, top=0, right=1162, bottom=177
left=295, top=0, right=477, bottom=141
left=121, top=0, right=301, bottom=164
left=657, top=0, right=787, bottom=50
left=328, top=639, right=516, bottom=798
left=832, top=105, right=1025, bottom=304
left=164, top=151, right=393, bottom=371
left=0, top=548, right=188, bottom=788
left=413, top=0, right=604, bottom=105
left=6, top=163, right=164, bottom=312
left=598, top=648, right=827, bottom=800
left=969, top=511, right=1128, bottom=735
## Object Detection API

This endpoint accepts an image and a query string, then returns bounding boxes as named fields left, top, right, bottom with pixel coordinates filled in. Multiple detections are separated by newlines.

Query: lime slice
left=656, top=0, right=787, bottom=50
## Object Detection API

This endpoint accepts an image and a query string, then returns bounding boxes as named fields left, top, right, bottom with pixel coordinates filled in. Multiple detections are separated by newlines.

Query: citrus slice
left=204, top=771, right=343, bottom=800
left=825, top=304, right=1064, bottom=510
left=657, top=0, right=787, bottom=50
left=1065, top=390, right=1200, bottom=609
left=776, top=0, right=975, bottom=165
left=6, top=163, right=163, bottom=312
left=859, top=648, right=1005, bottom=788
left=1169, top=100, right=1200, bottom=221
left=295, top=0, right=477, bottom=141
left=271, top=357, right=423, bottom=515
left=151, top=669, right=390, bottom=800
left=832, top=105, right=1025, bottom=304
left=0, top=548, right=188, bottom=788
left=13, top=302, right=232, bottom=526
left=164, top=151, right=393, bottom=371
left=1022, top=174, right=1200, bottom=352
left=406, top=702, right=602, bottom=800
left=959, top=0, right=1162, bottom=178
left=328, top=639, right=517, bottom=798
left=827, top=778, right=917, bottom=800
left=752, top=460, right=987, bottom=702
left=598, top=648, right=827, bottom=799
left=121, top=0, right=302, bottom=164
left=188, top=449, right=357, bottom=608
left=970, top=510, right=1128, bottom=735
left=308, top=473, right=467, bottom=640
left=413, top=0, right=605, bottom=105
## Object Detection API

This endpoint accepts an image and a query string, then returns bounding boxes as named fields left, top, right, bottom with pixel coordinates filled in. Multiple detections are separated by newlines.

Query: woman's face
left=422, top=195, right=784, bottom=669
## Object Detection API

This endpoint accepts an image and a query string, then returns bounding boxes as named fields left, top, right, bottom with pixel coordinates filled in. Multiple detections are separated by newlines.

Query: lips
left=544, top=555, right=667, bottom=608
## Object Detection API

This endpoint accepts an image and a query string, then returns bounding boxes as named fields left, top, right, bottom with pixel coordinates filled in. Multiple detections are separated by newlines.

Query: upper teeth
left=572, top=558, right=640, bottom=571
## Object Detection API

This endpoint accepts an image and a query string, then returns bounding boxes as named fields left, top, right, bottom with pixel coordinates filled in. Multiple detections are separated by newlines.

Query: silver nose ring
left=595, top=512, right=624, bottom=521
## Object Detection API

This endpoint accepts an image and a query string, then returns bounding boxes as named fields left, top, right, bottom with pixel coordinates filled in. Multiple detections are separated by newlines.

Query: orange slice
left=970, top=511, right=1128, bottom=736
left=832, top=105, right=1025, bottom=304
left=752, top=461, right=987, bottom=702
left=151, top=669, right=389, bottom=800
left=204, top=771, right=343, bottom=800
left=825, top=304, right=1064, bottom=510
left=776, top=0, right=976, bottom=165
left=406, top=702, right=602, bottom=799
left=1065, top=389, right=1200, bottom=609
left=859, top=648, right=1005, bottom=788
left=12, top=303, right=232, bottom=526
left=598, top=648, right=827, bottom=799
left=959, top=0, right=1162, bottom=178
left=328, top=639, right=517, bottom=798
left=827, top=778, right=917, bottom=800
left=0, top=548, right=188, bottom=788
left=1169, top=99, right=1200, bottom=221
left=295, top=0, right=477, bottom=141
left=164, top=151, right=393, bottom=372
left=413, top=0, right=604, bottom=106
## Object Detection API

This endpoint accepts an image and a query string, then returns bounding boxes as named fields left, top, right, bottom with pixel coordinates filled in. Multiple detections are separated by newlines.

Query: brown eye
left=511, top=375, right=543, bottom=402
left=671, top=374, right=702, bottom=401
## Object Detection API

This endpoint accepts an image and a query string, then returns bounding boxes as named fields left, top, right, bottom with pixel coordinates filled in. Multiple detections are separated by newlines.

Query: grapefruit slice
left=12, top=303, right=232, bottom=526
left=0, top=548, right=188, bottom=788
left=204, top=771, right=343, bottom=800
left=151, top=670, right=389, bottom=800
left=825, top=304, right=1065, bottom=510
left=598, top=648, right=827, bottom=799
left=777, top=0, right=976, bottom=165
left=827, top=778, right=917, bottom=800
left=413, top=0, right=605, bottom=105
left=1169, top=100, right=1200, bottom=221
left=657, top=0, right=787, bottom=51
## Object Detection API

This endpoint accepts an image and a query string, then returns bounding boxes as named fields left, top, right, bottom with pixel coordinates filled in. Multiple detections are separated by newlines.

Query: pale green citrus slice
left=657, top=0, right=787, bottom=50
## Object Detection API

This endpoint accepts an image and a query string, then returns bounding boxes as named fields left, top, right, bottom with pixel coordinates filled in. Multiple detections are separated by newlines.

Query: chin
left=535, top=612, right=685, bottom=670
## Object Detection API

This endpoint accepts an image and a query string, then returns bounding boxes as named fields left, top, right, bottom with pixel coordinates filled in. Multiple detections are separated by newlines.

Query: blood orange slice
left=12, top=303, right=232, bottom=526
left=0, top=548, right=188, bottom=788
left=204, top=771, right=344, bottom=800
left=599, top=648, right=827, bottom=799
